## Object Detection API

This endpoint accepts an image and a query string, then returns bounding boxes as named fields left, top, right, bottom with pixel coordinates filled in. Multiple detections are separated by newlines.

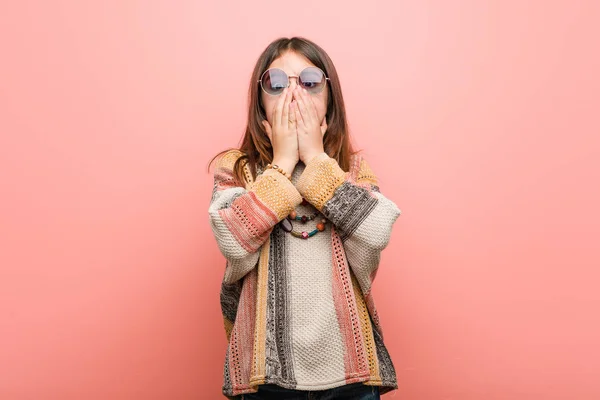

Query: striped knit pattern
left=209, top=150, right=401, bottom=398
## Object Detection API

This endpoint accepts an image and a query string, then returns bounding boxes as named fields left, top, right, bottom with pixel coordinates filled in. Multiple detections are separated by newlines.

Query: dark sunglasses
left=258, top=67, right=330, bottom=96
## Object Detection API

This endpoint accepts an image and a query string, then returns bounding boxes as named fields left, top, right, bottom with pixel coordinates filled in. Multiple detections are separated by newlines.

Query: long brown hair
left=208, top=36, right=361, bottom=185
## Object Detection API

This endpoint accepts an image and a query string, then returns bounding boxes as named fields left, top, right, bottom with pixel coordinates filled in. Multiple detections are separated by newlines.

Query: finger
left=293, top=100, right=304, bottom=130
left=301, top=88, right=318, bottom=124
left=273, top=87, right=289, bottom=127
left=289, top=101, right=296, bottom=122
left=281, top=86, right=294, bottom=126
left=293, top=87, right=311, bottom=125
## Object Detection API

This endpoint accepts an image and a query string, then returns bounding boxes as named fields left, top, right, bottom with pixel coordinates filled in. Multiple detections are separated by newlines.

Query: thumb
left=320, top=119, right=328, bottom=136
left=262, top=120, right=272, bottom=141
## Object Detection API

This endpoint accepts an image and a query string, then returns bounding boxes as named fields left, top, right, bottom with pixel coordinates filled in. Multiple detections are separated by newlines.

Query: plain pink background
left=1, top=1, right=599, bottom=399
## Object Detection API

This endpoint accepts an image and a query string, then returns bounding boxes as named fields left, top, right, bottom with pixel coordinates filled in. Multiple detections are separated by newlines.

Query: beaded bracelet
left=265, top=163, right=292, bottom=180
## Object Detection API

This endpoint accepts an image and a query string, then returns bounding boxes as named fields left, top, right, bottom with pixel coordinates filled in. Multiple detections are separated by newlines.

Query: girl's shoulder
left=214, top=149, right=255, bottom=188
left=215, top=149, right=246, bottom=171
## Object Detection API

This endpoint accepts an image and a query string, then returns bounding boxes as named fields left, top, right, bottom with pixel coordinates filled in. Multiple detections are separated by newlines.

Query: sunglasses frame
left=258, top=66, right=330, bottom=96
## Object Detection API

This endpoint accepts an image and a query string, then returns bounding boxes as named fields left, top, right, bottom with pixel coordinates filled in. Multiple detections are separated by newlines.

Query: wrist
left=271, top=159, right=296, bottom=176
left=303, top=151, right=326, bottom=166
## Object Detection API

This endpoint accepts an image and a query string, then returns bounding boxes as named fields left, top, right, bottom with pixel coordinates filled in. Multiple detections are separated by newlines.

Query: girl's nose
left=288, top=76, right=299, bottom=91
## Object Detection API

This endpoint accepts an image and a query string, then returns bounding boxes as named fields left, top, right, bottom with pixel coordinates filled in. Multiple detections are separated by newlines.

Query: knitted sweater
left=208, top=150, right=402, bottom=398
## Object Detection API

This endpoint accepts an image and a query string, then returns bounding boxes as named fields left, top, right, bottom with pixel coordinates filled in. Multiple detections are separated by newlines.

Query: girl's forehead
left=268, top=52, right=315, bottom=74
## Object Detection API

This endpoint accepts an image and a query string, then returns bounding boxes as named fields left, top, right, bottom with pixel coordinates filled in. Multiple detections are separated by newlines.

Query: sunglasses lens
left=261, top=69, right=287, bottom=95
left=299, top=67, right=326, bottom=93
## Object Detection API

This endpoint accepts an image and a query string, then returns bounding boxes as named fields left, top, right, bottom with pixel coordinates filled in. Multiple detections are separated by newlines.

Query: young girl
left=208, top=37, right=402, bottom=399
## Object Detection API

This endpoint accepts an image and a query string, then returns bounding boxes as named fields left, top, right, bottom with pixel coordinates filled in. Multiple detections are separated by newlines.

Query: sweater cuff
left=296, top=152, right=348, bottom=211
left=250, top=168, right=303, bottom=220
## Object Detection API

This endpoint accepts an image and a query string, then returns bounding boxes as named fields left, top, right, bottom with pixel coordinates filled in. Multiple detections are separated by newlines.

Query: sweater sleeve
left=208, top=150, right=303, bottom=283
left=296, top=152, right=401, bottom=295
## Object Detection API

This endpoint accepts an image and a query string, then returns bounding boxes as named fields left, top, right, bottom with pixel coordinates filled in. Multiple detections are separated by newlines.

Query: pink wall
left=1, top=1, right=599, bottom=399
